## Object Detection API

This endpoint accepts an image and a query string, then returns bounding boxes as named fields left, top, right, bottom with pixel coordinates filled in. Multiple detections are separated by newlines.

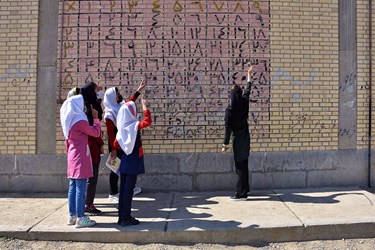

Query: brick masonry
left=55, top=0, right=272, bottom=154
left=0, top=0, right=375, bottom=192
left=0, top=0, right=38, bottom=155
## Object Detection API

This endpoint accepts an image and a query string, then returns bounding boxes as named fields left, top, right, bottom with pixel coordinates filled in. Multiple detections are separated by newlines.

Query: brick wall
left=0, top=0, right=39, bottom=155
left=357, top=0, right=375, bottom=149
left=0, top=0, right=373, bottom=156
left=269, top=0, right=339, bottom=152
left=1, top=0, right=375, bottom=192
left=54, top=0, right=344, bottom=154
left=55, top=0, right=271, bottom=154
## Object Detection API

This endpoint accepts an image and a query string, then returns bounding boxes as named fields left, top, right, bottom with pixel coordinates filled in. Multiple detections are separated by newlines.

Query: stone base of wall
left=0, top=150, right=372, bottom=193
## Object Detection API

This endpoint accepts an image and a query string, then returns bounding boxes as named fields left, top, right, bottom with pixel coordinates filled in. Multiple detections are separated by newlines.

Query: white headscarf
left=116, top=101, right=139, bottom=155
left=103, top=87, right=121, bottom=124
left=60, top=95, right=88, bottom=139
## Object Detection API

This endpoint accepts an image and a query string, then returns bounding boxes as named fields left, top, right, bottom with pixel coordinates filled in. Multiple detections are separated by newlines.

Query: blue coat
left=119, top=131, right=145, bottom=175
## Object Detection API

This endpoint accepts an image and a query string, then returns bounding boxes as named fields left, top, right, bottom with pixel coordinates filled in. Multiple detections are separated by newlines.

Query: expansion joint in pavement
left=163, top=192, right=176, bottom=232
left=26, top=201, right=68, bottom=234
left=271, top=189, right=306, bottom=227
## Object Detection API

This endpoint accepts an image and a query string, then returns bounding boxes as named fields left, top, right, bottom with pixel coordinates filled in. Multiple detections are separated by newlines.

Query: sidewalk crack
left=271, top=190, right=306, bottom=227
left=163, top=192, right=175, bottom=232
left=26, top=200, right=68, bottom=234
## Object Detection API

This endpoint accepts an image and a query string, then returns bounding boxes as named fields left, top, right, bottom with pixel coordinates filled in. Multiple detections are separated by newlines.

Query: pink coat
left=65, top=119, right=101, bottom=179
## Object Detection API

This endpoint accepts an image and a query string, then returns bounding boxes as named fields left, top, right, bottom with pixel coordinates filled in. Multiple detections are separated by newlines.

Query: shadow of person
left=248, top=188, right=373, bottom=205
left=94, top=191, right=251, bottom=232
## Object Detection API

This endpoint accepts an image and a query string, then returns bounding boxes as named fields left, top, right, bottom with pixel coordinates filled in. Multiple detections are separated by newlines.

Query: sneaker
left=75, top=216, right=96, bottom=228
left=85, top=204, right=102, bottom=216
left=230, top=194, right=247, bottom=201
left=108, top=193, right=119, bottom=202
left=133, top=186, right=142, bottom=196
left=67, top=215, right=77, bottom=226
left=120, top=217, right=140, bottom=226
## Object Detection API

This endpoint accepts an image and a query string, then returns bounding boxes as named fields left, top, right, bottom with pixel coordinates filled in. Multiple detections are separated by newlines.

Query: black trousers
left=118, top=173, right=137, bottom=220
left=109, top=171, right=119, bottom=195
left=234, top=158, right=249, bottom=197
left=85, top=163, right=99, bottom=206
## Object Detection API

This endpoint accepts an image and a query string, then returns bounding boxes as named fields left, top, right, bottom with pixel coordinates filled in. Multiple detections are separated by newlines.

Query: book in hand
left=105, top=155, right=120, bottom=176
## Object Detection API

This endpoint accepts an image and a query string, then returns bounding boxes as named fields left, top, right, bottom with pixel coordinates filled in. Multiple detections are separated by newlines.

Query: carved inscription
left=57, top=0, right=271, bottom=139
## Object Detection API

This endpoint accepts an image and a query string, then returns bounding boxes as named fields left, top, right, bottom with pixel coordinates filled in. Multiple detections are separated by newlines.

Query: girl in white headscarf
left=112, top=98, right=151, bottom=226
left=60, top=94, right=101, bottom=228
left=103, top=87, right=122, bottom=124
left=104, top=82, right=146, bottom=202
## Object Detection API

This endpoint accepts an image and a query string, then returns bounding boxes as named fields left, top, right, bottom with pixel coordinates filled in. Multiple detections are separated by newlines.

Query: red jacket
left=88, top=134, right=104, bottom=165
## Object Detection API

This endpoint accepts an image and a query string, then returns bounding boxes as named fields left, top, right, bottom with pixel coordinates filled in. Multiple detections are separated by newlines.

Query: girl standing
left=112, top=99, right=151, bottom=226
left=104, top=82, right=146, bottom=202
left=80, top=82, right=104, bottom=215
left=222, top=66, right=254, bottom=201
left=60, top=94, right=101, bottom=228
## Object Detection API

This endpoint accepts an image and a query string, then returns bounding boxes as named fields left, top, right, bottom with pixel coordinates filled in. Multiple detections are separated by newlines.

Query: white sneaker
left=108, top=193, right=119, bottom=202
left=75, top=216, right=96, bottom=228
left=67, top=215, right=77, bottom=226
left=133, top=186, right=142, bottom=196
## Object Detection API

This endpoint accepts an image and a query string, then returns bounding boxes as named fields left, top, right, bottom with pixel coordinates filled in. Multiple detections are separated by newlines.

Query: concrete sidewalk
left=1, top=187, right=375, bottom=244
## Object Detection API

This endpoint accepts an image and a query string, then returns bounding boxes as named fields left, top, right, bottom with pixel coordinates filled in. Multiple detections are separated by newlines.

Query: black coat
left=223, top=81, right=252, bottom=162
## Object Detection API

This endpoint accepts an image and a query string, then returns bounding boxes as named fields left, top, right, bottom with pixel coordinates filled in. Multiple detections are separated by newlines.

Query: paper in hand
left=105, top=155, right=121, bottom=176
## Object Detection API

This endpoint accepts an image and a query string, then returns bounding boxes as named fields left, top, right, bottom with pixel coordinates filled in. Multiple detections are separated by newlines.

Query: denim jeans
left=68, top=178, right=87, bottom=218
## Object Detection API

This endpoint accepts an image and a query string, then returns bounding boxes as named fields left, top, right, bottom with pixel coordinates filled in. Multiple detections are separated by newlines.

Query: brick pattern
left=56, top=0, right=271, bottom=154
left=0, top=0, right=38, bottom=154
left=55, top=0, right=341, bottom=154
left=357, top=0, right=375, bottom=149
left=1, top=0, right=373, bottom=155
left=267, top=0, right=339, bottom=152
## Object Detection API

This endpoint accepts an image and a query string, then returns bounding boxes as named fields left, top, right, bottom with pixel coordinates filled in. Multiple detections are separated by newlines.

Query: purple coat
left=65, top=119, right=101, bottom=179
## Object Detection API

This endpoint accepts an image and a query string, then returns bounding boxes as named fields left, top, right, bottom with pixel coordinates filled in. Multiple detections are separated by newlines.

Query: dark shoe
left=85, top=204, right=102, bottom=216
left=117, top=217, right=123, bottom=225
left=120, top=217, right=140, bottom=226
left=230, top=194, right=247, bottom=201
left=118, top=216, right=135, bottom=225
